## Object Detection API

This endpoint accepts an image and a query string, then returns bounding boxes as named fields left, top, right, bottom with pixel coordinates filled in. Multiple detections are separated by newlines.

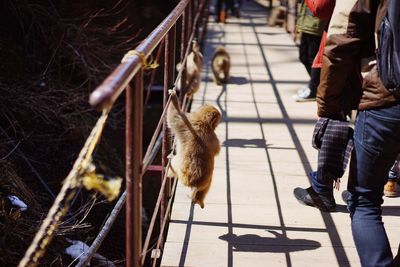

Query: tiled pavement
left=160, top=2, right=400, bottom=266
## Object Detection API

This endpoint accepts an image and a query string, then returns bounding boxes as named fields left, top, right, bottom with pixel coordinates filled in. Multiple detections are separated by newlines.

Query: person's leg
left=295, top=33, right=322, bottom=100
left=294, top=166, right=336, bottom=212
left=233, top=0, right=240, bottom=18
left=216, top=0, right=222, bottom=22
left=310, top=170, right=334, bottom=198
left=308, top=68, right=320, bottom=97
left=299, top=33, right=322, bottom=75
left=347, top=104, right=400, bottom=266
left=293, top=182, right=336, bottom=212
left=299, top=33, right=311, bottom=75
left=293, top=67, right=320, bottom=101
left=226, top=0, right=234, bottom=14
left=306, top=34, right=322, bottom=71
left=384, top=158, right=399, bottom=197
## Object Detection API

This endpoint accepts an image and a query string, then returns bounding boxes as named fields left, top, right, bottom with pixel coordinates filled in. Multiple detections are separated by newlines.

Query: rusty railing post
left=188, top=1, right=193, bottom=37
left=179, top=10, right=187, bottom=102
left=161, top=24, right=176, bottom=235
left=126, top=71, right=143, bottom=267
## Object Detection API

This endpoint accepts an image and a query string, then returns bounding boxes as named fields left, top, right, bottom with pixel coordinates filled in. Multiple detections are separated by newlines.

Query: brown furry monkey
left=211, top=46, right=230, bottom=85
left=176, top=40, right=203, bottom=96
left=167, top=102, right=221, bottom=208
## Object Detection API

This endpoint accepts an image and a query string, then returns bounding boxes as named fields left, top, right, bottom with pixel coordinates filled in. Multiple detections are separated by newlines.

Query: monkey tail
left=192, top=182, right=211, bottom=209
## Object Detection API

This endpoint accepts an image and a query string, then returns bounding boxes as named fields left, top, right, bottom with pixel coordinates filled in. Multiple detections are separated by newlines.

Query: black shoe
left=293, top=187, right=336, bottom=212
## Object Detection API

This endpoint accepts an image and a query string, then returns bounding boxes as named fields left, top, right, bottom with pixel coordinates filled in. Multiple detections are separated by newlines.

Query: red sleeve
left=305, top=0, right=335, bottom=19
left=312, top=31, right=327, bottom=68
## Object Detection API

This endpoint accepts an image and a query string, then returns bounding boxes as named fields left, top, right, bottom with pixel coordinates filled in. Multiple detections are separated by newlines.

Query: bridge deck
left=160, top=2, right=400, bottom=266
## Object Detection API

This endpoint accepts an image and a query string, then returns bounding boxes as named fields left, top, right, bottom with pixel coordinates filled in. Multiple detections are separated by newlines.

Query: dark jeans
left=347, top=103, right=400, bottom=267
left=310, top=170, right=334, bottom=198
left=299, top=32, right=322, bottom=75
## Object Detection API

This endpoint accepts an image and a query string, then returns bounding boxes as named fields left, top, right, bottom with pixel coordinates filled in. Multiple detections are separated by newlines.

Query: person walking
left=292, top=0, right=329, bottom=101
left=293, top=0, right=342, bottom=213
left=215, top=0, right=235, bottom=23
left=298, top=0, right=400, bottom=265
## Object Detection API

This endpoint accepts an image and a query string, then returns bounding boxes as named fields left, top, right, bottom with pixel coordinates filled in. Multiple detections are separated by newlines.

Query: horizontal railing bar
left=89, top=0, right=191, bottom=111
left=142, top=96, right=173, bottom=172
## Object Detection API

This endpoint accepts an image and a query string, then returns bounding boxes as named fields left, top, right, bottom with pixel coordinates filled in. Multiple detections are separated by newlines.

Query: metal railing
left=85, top=0, right=209, bottom=266
left=17, top=0, right=209, bottom=266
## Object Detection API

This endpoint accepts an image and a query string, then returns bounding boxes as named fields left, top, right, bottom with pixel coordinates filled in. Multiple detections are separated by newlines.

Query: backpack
left=377, top=0, right=400, bottom=98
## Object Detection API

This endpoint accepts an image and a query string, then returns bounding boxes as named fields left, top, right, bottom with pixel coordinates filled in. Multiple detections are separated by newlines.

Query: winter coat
left=304, top=0, right=335, bottom=68
left=317, top=0, right=396, bottom=118
left=305, top=0, right=335, bottom=19
left=296, top=0, right=329, bottom=36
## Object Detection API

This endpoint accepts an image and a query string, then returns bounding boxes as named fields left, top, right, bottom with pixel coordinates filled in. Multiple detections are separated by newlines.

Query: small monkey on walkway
left=167, top=101, right=221, bottom=208
left=211, top=46, right=230, bottom=85
left=177, top=40, right=203, bottom=97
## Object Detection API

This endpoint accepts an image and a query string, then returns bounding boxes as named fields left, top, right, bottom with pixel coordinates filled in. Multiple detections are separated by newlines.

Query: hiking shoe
left=292, top=88, right=316, bottom=102
left=341, top=190, right=352, bottom=204
left=384, top=180, right=398, bottom=197
left=293, top=187, right=336, bottom=212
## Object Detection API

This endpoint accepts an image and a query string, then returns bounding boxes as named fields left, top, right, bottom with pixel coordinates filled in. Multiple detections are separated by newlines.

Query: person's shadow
left=229, top=76, right=248, bottom=85
left=219, top=230, right=321, bottom=253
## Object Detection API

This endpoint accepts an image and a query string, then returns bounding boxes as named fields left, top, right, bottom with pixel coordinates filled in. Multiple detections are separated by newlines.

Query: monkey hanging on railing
left=166, top=92, right=221, bottom=208
left=176, top=40, right=203, bottom=98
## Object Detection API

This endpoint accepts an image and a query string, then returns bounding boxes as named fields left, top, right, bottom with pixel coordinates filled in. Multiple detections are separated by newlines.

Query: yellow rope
left=18, top=110, right=110, bottom=267
left=121, top=50, right=159, bottom=70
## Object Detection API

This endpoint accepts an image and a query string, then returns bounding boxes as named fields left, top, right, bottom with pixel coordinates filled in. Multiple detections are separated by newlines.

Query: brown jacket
left=317, top=0, right=396, bottom=118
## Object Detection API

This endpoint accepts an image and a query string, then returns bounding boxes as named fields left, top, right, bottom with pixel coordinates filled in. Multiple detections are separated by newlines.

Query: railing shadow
left=229, top=75, right=248, bottom=85
left=381, top=205, right=400, bottom=216
left=178, top=203, right=195, bottom=266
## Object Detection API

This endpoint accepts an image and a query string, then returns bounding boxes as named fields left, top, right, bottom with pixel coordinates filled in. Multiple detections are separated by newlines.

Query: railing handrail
left=89, top=0, right=191, bottom=111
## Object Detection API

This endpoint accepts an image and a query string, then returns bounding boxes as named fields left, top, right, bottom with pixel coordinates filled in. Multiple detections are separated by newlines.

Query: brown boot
left=384, top=180, right=398, bottom=197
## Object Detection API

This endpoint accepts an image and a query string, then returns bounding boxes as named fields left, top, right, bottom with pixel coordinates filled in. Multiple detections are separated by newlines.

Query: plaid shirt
left=312, top=117, right=354, bottom=182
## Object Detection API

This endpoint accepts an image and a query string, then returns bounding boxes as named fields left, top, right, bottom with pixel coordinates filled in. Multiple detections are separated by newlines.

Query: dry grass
left=0, top=0, right=177, bottom=265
